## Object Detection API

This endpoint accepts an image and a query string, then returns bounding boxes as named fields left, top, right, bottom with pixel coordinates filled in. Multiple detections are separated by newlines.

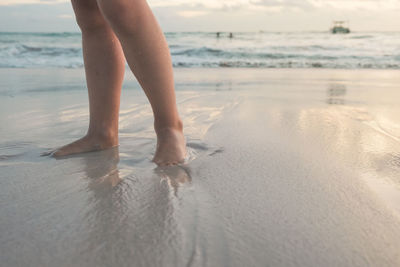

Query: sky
left=0, top=0, right=399, bottom=32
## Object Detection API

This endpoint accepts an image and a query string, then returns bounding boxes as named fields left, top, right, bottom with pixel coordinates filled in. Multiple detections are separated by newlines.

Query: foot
left=50, top=133, right=118, bottom=157
left=153, top=126, right=186, bottom=166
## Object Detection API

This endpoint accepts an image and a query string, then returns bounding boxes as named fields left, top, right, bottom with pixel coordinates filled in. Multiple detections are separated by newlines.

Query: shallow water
left=0, top=69, right=237, bottom=266
left=1, top=68, right=400, bottom=266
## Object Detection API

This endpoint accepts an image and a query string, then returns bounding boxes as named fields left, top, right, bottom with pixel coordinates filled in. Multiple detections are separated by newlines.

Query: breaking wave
left=1, top=31, right=399, bottom=69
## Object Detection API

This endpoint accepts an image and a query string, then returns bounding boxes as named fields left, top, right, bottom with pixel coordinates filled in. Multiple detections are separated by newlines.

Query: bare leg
left=53, top=0, right=125, bottom=157
left=96, top=0, right=186, bottom=165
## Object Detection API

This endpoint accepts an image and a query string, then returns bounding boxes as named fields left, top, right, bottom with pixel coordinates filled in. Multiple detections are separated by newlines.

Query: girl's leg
left=53, top=0, right=126, bottom=157
left=96, top=0, right=186, bottom=165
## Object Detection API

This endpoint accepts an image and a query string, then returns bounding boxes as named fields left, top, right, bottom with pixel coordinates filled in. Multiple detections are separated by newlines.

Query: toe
left=52, top=149, right=65, bottom=157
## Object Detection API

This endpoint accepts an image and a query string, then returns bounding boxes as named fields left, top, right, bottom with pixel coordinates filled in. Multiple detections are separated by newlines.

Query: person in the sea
left=51, top=0, right=186, bottom=166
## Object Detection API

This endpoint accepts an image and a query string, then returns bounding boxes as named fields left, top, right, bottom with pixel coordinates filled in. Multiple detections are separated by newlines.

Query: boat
left=331, top=21, right=350, bottom=34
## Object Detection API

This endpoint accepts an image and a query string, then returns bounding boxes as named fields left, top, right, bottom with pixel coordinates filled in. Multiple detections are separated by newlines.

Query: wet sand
left=1, top=68, right=400, bottom=266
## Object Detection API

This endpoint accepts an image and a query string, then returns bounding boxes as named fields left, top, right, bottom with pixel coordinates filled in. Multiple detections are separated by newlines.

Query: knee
left=71, top=0, right=108, bottom=33
left=97, top=0, right=144, bottom=34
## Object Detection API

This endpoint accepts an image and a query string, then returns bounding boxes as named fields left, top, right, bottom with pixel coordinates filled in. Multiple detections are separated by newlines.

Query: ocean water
left=0, top=31, right=399, bottom=69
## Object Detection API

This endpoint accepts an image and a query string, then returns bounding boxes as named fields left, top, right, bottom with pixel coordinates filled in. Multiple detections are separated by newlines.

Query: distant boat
left=331, top=21, right=350, bottom=34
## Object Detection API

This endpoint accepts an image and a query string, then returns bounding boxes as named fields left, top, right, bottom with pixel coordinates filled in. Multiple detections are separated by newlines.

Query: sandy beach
left=1, top=68, right=400, bottom=267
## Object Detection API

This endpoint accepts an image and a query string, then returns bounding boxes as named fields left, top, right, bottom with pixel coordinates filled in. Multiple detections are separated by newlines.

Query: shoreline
left=1, top=67, right=400, bottom=91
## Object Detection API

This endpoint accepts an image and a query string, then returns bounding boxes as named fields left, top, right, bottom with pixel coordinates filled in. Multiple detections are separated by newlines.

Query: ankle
left=86, top=128, right=118, bottom=145
left=154, top=119, right=183, bottom=136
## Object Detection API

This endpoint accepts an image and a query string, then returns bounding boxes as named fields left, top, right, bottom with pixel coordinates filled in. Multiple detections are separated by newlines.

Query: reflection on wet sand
left=73, top=147, right=195, bottom=266
left=80, top=147, right=192, bottom=193
left=327, top=84, right=346, bottom=105
left=155, top=165, right=192, bottom=196
left=266, top=84, right=400, bottom=214
left=84, top=147, right=122, bottom=189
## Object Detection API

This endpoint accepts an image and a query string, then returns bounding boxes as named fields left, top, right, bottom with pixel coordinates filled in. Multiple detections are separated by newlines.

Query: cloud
left=249, top=0, right=400, bottom=11
left=1, top=0, right=398, bottom=11
left=58, top=14, right=73, bottom=19
left=0, top=0, right=67, bottom=5
left=311, top=0, right=400, bottom=10
left=177, top=10, right=208, bottom=18
left=150, top=0, right=400, bottom=13
left=249, top=0, right=314, bottom=11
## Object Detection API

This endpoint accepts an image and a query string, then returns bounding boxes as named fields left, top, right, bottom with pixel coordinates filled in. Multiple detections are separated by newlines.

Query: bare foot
left=153, top=126, right=186, bottom=166
left=49, top=133, right=118, bottom=157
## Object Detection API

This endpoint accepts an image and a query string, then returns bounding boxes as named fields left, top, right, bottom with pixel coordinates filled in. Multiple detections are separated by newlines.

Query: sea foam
left=0, top=31, right=399, bottom=69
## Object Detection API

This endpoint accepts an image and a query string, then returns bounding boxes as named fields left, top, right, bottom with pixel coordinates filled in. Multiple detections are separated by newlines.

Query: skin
left=52, top=0, right=186, bottom=166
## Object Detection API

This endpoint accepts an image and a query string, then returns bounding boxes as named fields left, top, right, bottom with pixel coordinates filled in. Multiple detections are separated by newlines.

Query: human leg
left=96, top=0, right=186, bottom=165
left=53, top=0, right=126, bottom=157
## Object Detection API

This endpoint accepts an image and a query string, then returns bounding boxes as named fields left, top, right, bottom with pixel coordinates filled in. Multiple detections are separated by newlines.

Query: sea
left=0, top=31, right=399, bottom=69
